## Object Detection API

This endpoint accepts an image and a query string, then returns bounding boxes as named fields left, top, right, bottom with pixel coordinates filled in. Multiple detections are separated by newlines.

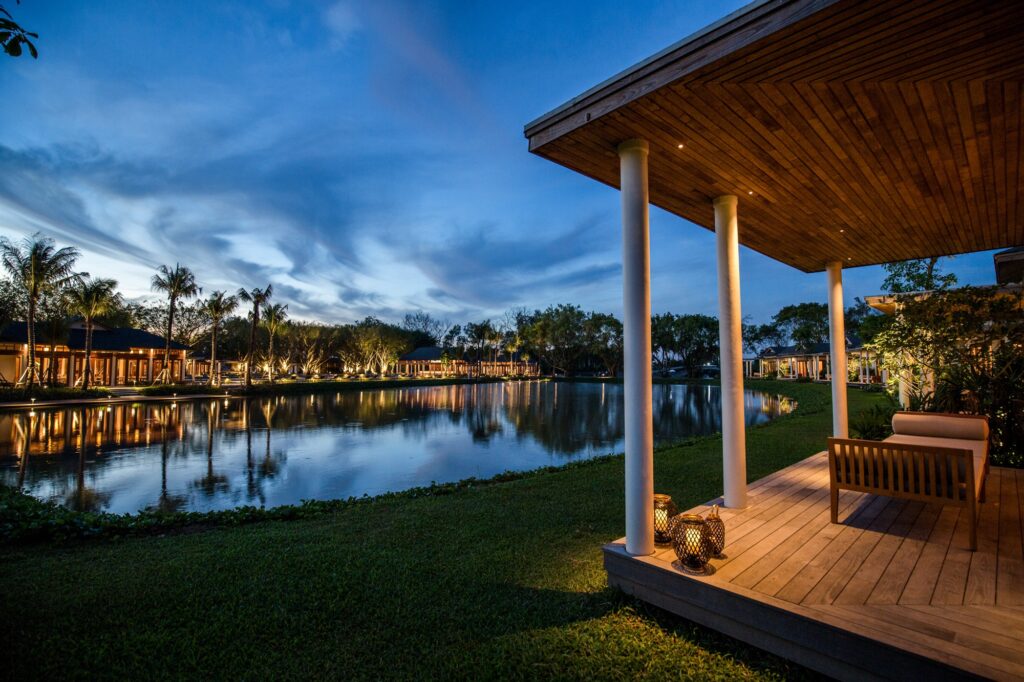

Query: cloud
left=323, top=2, right=361, bottom=50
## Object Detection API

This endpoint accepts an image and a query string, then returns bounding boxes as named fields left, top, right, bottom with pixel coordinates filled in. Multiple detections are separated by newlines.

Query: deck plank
left=833, top=501, right=925, bottom=605
left=899, top=505, right=959, bottom=605
left=996, top=468, right=1024, bottom=606
left=867, top=502, right=941, bottom=604
left=964, top=468, right=1002, bottom=605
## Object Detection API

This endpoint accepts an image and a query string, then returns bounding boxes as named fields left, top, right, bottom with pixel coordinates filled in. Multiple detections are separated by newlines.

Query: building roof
left=525, top=0, right=1023, bottom=272
left=995, top=247, right=1024, bottom=285
left=399, top=346, right=446, bottom=362
left=0, top=322, right=189, bottom=352
left=760, top=335, right=863, bottom=358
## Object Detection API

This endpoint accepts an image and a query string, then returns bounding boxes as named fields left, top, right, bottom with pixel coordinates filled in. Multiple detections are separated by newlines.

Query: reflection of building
left=0, top=321, right=189, bottom=387
left=397, top=346, right=539, bottom=378
left=745, top=337, right=880, bottom=384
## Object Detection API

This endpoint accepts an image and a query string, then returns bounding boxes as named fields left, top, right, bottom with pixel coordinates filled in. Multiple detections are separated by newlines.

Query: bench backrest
left=827, top=438, right=973, bottom=503
left=891, top=412, right=989, bottom=441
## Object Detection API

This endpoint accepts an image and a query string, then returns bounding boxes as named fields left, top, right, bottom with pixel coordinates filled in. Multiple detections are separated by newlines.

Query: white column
left=715, top=195, right=747, bottom=508
left=826, top=261, right=849, bottom=438
left=619, top=139, right=654, bottom=556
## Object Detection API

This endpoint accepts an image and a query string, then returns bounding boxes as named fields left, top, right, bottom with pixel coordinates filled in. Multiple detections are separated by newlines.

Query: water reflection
left=0, top=382, right=793, bottom=513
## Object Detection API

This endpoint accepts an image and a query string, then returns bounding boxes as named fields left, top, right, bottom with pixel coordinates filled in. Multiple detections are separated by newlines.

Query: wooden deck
left=605, top=452, right=1024, bottom=681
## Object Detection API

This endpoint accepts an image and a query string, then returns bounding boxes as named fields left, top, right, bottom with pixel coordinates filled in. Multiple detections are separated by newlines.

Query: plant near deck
left=151, top=264, right=199, bottom=384
left=201, top=291, right=237, bottom=386
left=65, top=277, right=121, bottom=389
left=871, top=285, right=1024, bottom=466
left=0, top=233, right=80, bottom=390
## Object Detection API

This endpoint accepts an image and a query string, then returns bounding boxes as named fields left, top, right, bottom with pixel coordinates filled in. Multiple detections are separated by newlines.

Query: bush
left=850, top=401, right=898, bottom=440
left=0, top=386, right=110, bottom=403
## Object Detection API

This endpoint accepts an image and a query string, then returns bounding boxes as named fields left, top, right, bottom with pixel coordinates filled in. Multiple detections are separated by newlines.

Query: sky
left=0, top=0, right=1004, bottom=325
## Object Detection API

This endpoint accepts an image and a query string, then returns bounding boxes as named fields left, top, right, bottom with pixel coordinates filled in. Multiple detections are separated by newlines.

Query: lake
left=0, top=381, right=793, bottom=513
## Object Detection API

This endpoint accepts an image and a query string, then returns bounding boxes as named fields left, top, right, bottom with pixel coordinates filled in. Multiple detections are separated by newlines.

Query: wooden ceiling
left=525, top=0, right=1024, bottom=272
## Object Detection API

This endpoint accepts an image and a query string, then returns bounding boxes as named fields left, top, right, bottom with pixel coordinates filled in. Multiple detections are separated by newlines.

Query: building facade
left=0, top=321, right=190, bottom=387
left=397, top=346, right=540, bottom=378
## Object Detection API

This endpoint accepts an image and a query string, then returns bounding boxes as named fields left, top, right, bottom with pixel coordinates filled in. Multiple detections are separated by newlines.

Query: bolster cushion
left=891, top=412, right=989, bottom=441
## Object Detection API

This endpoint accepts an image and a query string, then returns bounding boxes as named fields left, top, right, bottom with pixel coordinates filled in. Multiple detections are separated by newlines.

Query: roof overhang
left=525, top=0, right=1024, bottom=272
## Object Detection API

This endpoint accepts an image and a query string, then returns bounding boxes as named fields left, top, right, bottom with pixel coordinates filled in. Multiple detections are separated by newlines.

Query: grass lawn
left=0, top=381, right=884, bottom=680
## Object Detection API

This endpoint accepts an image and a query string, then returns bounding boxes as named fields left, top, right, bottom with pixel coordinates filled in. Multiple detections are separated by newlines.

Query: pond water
left=0, top=381, right=794, bottom=513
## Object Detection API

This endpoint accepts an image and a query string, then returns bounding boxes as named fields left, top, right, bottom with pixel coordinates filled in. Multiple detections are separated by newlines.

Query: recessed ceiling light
left=839, top=229, right=845, bottom=233
left=677, top=143, right=685, bottom=149
left=847, top=257, right=852, bottom=261
left=747, top=191, right=753, bottom=195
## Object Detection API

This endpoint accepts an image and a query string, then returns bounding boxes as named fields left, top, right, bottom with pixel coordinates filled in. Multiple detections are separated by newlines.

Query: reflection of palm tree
left=15, top=411, right=34, bottom=489
left=67, top=408, right=109, bottom=512
left=259, top=400, right=280, bottom=478
left=152, top=405, right=186, bottom=513
left=192, top=402, right=228, bottom=497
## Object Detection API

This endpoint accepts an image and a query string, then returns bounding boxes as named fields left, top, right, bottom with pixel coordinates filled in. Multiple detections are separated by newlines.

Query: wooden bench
left=827, top=412, right=989, bottom=550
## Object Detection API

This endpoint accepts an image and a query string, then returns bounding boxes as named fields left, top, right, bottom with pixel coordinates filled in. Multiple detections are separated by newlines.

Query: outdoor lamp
left=669, top=514, right=711, bottom=574
left=705, top=504, right=725, bottom=558
left=653, top=494, right=678, bottom=544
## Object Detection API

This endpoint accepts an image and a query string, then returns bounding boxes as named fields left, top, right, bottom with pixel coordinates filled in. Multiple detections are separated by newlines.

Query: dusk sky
left=0, top=1, right=1003, bottom=325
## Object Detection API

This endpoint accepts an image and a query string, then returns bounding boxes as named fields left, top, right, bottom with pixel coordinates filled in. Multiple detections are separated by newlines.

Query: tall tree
left=201, top=291, right=237, bottom=386
left=881, top=256, right=957, bottom=293
left=237, top=285, right=272, bottom=388
left=150, top=264, right=199, bottom=384
left=673, top=314, right=720, bottom=377
left=261, top=303, right=288, bottom=383
left=584, top=312, right=623, bottom=377
left=772, top=302, right=829, bottom=352
left=36, top=292, right=69, bottom=386
left=65, top=278, right=120, bottom=389
left=0, top=233, right=80, bottom=389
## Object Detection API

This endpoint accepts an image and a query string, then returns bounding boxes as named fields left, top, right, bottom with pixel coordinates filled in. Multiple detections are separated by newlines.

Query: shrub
left=0, top=386, right=110, bottom=403
left=850, top=401, right=898, bottom=440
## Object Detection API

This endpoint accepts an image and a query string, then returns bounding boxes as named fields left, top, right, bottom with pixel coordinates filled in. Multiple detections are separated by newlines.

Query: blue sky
left=0, top=1, right=1003, bottom=324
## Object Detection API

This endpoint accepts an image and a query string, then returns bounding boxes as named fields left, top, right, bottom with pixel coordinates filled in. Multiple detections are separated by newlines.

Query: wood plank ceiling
left=525, top=0, right=1024, bottom=272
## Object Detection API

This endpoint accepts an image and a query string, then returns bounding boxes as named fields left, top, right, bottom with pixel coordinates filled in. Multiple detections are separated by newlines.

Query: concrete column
left=714, top=195, right=747, bottom=508
left=618, top=139, right=654, bottom=556
left=826, top=261, right=849, bottom=438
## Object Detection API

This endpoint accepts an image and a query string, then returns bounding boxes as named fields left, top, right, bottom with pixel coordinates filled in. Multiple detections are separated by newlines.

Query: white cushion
left=891, top=412, right=989, bottom=441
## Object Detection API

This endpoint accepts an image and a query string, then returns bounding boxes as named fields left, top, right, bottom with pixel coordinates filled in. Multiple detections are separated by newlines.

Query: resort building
left=747, top=337, right=881, bottom=384
left=397, top=346, right=539, bottom=378
left=0, top=321, right=189, bottom=386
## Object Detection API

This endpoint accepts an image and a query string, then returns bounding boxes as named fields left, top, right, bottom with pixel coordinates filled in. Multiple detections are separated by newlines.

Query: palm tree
left=201, top=291, right=238, bottom=386
left=151, top=264, right=199, bottom=384
left=261, top=303, right=288, bottom=383
left=37, top=293, right=70, bottom=386
left=237, top=285, right=272, bottom=388
left=65, top=278, right=120, bottom=390
left=0, top=233, right=80, bottom=390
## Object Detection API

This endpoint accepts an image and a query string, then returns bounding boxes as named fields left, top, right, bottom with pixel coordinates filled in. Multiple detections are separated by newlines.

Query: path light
left=653, top=494, right=678, bottom=545
left=669, top=514, right=711, bottom=575
left=705, top=504, right=726, bottom=557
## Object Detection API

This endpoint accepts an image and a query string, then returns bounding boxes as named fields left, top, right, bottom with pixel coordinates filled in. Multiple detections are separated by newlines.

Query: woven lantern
left=705, top=504, right=725, bottom=557
left=653, top=494, right=678, bottom=545
left=668, top=513, right=711, bottom=574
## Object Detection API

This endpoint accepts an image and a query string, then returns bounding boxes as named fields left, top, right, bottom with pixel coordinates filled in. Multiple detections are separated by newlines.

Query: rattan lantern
left=705, top=504, right=725, bottom=557
left=668, top=513, right=711, bottom=574
left=653, top=494, right=678, bottom=544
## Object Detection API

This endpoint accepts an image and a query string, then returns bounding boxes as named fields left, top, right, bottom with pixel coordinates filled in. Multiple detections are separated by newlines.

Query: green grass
left=0, top=381, right=883, bottom=680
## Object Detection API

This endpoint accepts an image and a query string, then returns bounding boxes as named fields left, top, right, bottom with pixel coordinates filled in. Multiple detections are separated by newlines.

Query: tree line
left=0, top=233, right=956, bottom=389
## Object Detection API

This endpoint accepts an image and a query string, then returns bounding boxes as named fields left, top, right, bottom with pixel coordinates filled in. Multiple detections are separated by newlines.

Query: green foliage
left=850, top=400, right=898, bottom=440
left=881, top=256, right=957, bottom=293
left=772, top=302, right=828, bottom=351
left=871, top=285, right=1024, bottom=466
left=0, top=2, right=38, bottom=58
left=0, top=386, right=110, bottom=402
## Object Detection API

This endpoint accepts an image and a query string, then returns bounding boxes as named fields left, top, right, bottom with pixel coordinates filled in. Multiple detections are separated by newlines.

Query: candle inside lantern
left=685, top=526, right=702, bottom=548
left=655, top=507, right=668, bottom=529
